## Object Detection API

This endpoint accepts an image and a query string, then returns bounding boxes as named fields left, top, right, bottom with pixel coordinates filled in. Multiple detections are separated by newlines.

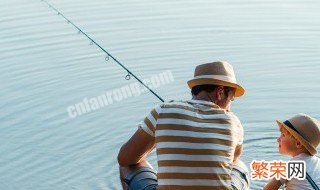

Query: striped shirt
left=139, top=99, right=244, bottom=190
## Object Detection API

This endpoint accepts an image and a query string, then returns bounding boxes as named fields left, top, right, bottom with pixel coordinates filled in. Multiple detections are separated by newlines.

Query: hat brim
left=187, top=78, right=245, bottom=97
left=276, top=120, right=317, bottom=155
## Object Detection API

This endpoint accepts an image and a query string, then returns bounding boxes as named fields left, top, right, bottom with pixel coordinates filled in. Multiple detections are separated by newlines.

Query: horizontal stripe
left=193, top=75, right=237, bottom=83
left=157, top=179, right=230, bottom=186
left=157, top=185, right=231, bottom=190
left=186, top=99, right=219, bottom=106
left=156, top=136, right=233, bottom=146
left=139, top=122, right=154, bottom=136
left=157, top=154, right=231, bottom=162
left=158, top=166, right=230, bottom=174
left=147, top=113, right=157, bottom=127
left=161, top=102, right=223, bottom=114
left=160, top=108, right=231, bottom=120
left=157, top=173, right=231, bottom=180
left=184, top=100, right=222, bottom=109
left=155, top=127, right=241, bottom=144
left=151, top=109, right=159, bottom=120
left=157, top=119, right=235, bottom=130
left=157, top=124, right=232, bottom=135
left=156, top=130, right=234, bottom=141
left=144, top=117, right=155, bottom=132
left=156, top=142, right=232, bottom=151
left=157, top=148, right=230, bottom=156
left=159, top=113, right=234, bottom=124
left=158, top=160, right=231, bottom=168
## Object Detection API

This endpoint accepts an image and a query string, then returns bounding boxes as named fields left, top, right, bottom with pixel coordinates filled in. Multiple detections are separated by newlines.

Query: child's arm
left=263, top=178, right=282, bottom=190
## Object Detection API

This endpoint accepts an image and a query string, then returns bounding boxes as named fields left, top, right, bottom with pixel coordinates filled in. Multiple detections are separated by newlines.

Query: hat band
left=284, top=120, right=302, bottom=136
left=193, top=75, right=237, bottom=83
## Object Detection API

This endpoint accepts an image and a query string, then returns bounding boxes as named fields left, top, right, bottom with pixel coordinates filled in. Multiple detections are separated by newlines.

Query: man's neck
left=193, top=91, right=214, bottom=102
left=192, top=96, right=211, bottom=102
left=192, top=93, right=228, bottom=110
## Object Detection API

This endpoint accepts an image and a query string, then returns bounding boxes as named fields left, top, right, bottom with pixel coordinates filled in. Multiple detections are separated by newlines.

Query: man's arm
left=233, top=144, right=243, bottom=163
left=226, top=110, right=244, bottom=163
left=263, top=178, right=282, bottom=190
left=118, top=128, right=155, bottom=166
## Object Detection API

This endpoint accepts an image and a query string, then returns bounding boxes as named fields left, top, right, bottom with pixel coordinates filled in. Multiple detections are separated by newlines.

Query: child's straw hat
left=277, top=114, right=320, bottom=155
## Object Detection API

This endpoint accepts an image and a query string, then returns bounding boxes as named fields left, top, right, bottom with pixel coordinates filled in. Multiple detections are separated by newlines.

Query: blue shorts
left=124, top=167, right=157, bottom=190
left=124, top=166, right=249, bottom=190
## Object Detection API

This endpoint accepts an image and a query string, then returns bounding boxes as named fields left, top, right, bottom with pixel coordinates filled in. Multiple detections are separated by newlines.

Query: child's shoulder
left=290, top=153, right=320, bottom=172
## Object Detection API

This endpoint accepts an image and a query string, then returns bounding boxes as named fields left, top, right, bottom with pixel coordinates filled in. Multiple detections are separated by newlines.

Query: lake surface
left=1, top=0, right=319, bottom=189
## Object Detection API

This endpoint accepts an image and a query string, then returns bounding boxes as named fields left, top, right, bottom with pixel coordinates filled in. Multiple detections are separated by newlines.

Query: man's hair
left=191, top=85, right=233, bottom=96
left=191, top=85, right=218, bottom=96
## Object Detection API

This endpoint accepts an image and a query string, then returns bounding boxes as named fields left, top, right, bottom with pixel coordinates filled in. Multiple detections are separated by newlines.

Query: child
left=264, top=113, right=320, bottom=190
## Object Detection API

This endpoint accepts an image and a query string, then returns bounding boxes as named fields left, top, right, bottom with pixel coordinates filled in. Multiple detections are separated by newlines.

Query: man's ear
left=216, top=86, right=224, bottom=100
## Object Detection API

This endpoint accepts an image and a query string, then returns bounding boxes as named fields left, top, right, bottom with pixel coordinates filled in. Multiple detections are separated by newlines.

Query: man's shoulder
left=158, top=100, right=190, bottom=108
left=159, top=100, right=236, bottom=117
left=226, top=112, right=241, bottom=122
left=150, top=100, right=186, bottom=113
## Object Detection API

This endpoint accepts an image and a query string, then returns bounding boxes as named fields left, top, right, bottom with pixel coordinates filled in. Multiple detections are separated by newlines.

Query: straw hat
left=276, top=114, right=320, bottom=156
left=187, top=61, right=245, bottom=97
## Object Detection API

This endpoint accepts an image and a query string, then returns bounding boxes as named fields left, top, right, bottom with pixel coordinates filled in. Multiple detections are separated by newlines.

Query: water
left=1, top=0, right=320, bottom=189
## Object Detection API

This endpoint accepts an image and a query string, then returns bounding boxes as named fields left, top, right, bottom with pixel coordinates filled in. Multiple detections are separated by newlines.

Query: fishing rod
left=40, top=0, right=165, bottom=103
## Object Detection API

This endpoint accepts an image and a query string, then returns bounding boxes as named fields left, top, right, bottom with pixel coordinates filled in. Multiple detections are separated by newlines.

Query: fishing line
left=40, top=0, right=165, bottom=102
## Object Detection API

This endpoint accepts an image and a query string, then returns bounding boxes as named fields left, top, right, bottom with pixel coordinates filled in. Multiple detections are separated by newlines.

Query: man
left=118, top=61, right=249, bottom=190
